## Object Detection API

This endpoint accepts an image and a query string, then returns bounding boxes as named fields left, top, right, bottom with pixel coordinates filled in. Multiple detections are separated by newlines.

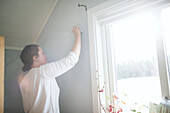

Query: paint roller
left=61, top=24, right=83, bottom=38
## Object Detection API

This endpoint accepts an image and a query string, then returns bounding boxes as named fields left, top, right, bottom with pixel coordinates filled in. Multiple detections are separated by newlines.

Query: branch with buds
left=96, top=70, right=124, bottom=113
left=96, top=70, right=149, bottom=113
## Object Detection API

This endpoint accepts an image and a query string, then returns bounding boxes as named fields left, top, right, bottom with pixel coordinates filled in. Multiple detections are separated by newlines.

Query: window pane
left=162, top=7, right=170, bottom=81
left=109, top=13, right=162, bottom=112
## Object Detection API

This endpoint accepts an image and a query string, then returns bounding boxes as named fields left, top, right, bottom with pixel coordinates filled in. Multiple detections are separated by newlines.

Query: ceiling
left=0, top=0, right=58, bottom=50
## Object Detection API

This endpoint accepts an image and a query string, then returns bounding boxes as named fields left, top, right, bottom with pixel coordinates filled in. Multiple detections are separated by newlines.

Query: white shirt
left=20, top=51, right=79, bottom=113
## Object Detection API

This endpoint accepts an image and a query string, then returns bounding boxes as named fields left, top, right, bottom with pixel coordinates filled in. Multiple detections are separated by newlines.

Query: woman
left=19, top=26, right=81, bottom=113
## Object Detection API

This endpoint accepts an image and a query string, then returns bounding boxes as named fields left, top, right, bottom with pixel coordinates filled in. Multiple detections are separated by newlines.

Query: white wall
left=5, top=50, right=23, bottom=113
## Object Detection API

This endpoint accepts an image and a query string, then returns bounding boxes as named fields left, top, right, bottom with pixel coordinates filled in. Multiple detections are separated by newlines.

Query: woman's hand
left=71, top=26, right=81, bottom=56
left=72, top=26, right=81, bottom=39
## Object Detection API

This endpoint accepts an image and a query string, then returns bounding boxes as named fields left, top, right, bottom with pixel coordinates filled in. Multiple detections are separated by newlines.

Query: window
left=109, top=13, right=161, bottom=112
left=88, top=0, right=170, bottom=113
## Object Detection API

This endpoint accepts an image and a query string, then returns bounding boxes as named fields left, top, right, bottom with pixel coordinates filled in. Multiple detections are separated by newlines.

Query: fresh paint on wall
left=37, top=0, right=108, bottom=112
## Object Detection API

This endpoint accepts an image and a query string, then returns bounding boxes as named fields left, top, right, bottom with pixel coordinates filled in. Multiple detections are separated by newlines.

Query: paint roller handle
left=71, top=26, right=81, bottom=56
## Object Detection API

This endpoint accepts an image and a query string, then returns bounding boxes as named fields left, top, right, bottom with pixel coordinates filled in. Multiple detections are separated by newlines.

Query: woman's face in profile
left=37, top=47, right=47, bottom=65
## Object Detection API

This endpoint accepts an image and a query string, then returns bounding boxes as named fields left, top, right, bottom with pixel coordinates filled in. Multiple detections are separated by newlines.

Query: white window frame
left=87, top=0, right=170, bottom=113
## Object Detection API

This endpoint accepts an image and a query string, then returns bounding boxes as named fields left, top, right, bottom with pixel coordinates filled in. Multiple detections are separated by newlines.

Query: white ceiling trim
left=33, top=0, right=59, bottom=44
left=5, top=46, right=23, bottom=51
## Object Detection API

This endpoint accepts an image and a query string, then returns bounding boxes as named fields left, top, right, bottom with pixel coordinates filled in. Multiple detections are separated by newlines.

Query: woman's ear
left=33, top=55, right=39, bottom=62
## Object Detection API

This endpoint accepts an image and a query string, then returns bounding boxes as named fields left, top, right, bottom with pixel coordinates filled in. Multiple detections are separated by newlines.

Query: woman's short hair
left=20, top=44, right=39, bottom=72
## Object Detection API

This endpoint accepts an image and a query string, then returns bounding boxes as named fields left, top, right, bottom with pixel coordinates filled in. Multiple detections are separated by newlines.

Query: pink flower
left=109, top=105, right=113, bottom=112
left=99, top=89, right=104, bottom=92
left=118, top=108, right=123, bottom=112
left=114, top=95, right=119, bottom=99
